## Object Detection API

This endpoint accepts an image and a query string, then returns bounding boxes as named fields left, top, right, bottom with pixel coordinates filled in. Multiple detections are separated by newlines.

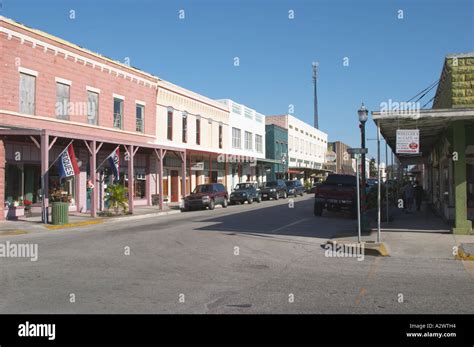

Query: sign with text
left=396, top=129, right=419, bottom=154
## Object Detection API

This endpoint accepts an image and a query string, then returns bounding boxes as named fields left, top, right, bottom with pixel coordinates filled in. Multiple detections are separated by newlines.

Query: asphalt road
left=0, top=194, right=472, bottom=314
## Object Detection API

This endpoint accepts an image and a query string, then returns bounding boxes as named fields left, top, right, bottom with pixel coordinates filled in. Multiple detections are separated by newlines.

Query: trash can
left=51, top=202, right=69, bottom=225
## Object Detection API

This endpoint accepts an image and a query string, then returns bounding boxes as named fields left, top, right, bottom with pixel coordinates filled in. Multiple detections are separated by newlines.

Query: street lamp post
left=358, top=103, right=369, bottom=232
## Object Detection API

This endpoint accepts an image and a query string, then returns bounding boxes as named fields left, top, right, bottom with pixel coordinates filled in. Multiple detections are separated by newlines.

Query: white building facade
left=216, top=99, right=266, bottom=189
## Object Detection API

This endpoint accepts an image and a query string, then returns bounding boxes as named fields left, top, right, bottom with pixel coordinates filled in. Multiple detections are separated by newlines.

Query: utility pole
left=312, top=62, right=319, bottom=129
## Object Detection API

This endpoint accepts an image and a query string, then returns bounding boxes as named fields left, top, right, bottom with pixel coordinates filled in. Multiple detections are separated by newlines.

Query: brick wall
left=434, top=55, right=474, bottom=109
left=0, top=19, right=157, bottom=139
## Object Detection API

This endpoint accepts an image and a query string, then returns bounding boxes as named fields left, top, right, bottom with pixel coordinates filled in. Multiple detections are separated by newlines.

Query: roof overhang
left=372, top=108, right=474, bottom=166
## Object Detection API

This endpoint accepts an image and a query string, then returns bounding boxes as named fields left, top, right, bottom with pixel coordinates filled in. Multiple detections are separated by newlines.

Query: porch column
left=145, top=154, right=152, bottom=206
left=128, top=145, right=134, bottom=214
left=181, top=150, right=187, bottom=198
left=224, top=161, right=228, bottom=191
left=90, top=141, right=97, bottom=217
left=158, top=148, right=164, bottom=210
left=452, top=121, right=472, bottom=234
left=209, top=153, right=212, bottom=184
left=0, top=138, right=5, bottom=221
left=41, top=132, right=49, bottom=223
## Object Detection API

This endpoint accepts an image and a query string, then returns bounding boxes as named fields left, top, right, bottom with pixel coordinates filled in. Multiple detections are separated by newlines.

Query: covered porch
left=0, top=128, right=186, bottom=222
left=372, top=108, right=474, bottom=234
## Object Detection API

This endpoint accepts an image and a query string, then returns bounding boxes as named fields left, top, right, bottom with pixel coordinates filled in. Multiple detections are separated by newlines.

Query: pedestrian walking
left=403, top=181, right=415, bottom=213
left=414, top=181, right=423, bottom=211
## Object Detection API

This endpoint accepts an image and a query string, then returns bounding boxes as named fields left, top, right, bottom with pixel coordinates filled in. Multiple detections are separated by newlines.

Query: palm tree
left=105, top=184, right=128, bottom=215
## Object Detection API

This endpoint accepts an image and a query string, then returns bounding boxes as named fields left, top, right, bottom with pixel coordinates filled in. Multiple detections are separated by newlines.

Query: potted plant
left=5, top=200, right=25, bottom=220
left=105, top=184, right=129, bottom=215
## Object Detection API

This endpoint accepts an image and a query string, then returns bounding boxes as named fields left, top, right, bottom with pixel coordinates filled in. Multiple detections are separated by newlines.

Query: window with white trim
left=19, top=72, right=36, bottom=115
left=232, top=127, right=241, bottom=149
left=244, top=131, right=253, bottom=150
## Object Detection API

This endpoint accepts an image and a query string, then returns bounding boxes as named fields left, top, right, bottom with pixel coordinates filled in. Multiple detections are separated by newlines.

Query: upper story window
left=219, top=124, right=223, bottom=149
left=232, top=127, right=241, bottom=149
left=244, top=131, right=253, bottom=150
left=167, top=108, right=173, bottom=140
left=136, top=103, right=144, bottom=133
left=113, top=98, right=123, bottom=129
left=255, top=113, right=263, bottom=123
left=19, top=72, right=36, bottom=115
left=232, top=103, right=242, bottom=115
left=255, top=134, right=263, bottom=153
left=87, top=91, right=99, bottom=125
left=196, top=118, right=201, bottom=145
left=56, top=82, right=70, bottom=120
left=244, top=108, right=253, bottom=120
left=182, top=112, right=188, bottom=143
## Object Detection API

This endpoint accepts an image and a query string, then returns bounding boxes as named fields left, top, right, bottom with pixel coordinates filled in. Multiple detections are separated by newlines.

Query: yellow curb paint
left=44, top=219, right=104, bottom=230
left=0, top=229, right=29, bottom=236
left=454, top=245, right=474, bottom=261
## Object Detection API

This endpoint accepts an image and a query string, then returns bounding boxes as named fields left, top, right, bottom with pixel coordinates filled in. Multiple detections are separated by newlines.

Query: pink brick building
left=0, top=16, right=186, bottom=220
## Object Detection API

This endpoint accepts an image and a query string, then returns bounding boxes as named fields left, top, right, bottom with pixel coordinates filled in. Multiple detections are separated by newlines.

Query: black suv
left=261, top=180, right=288, bottom=200
left=230, top=182, right=262, bottom=204
left=285, top=180, right=305, bottom=197
left=183, top=183, right=228, bottom=211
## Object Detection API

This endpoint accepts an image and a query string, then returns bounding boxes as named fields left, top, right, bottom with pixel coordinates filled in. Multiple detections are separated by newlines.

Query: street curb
left=455, top=243, right=474, bottom=261
left=326, top=239, right=390, bottom=257
left=44, top=219, right=105, bottom=230
left=104, top=209, right=181, bottom=223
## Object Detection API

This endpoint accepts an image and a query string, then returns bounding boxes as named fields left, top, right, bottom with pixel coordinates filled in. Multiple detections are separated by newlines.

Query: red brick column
left=0, top=138, right=5, bottom=221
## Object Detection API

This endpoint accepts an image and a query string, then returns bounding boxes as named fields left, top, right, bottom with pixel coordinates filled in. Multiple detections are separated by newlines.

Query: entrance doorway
left=171, top=170, right=179, bottom=202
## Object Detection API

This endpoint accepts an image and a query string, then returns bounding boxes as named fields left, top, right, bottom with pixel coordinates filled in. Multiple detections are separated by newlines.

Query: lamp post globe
left=358, top=103, right=369, bottom=124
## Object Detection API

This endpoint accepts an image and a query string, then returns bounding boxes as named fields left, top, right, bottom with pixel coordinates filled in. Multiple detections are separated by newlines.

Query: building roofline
left=0, top=16, right=161, bottom=83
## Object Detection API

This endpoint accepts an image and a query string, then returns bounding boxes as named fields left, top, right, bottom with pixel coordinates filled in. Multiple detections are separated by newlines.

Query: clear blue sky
left=2, top=0, right=473, bottom=163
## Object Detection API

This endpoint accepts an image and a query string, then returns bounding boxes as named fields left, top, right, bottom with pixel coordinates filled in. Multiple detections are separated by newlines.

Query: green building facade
left=265, top=124, right=288, bottom=181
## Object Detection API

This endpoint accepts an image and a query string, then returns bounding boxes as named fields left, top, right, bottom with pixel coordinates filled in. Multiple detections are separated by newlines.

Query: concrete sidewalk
left=334, top=204, right=473, bottom=260
left=0, top=204, right=182, bottom=233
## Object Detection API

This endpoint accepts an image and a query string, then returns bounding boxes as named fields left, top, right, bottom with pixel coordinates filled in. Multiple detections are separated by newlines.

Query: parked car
left=261, top=180, right=288, bottom=200
left=285, top=180, right=305, bottom=197
left=182, top=183, right=228, bottom=211
left=313, top=174, right=359, bottom=218
left=230, top=182, right=262, bottom=204
left=366, top=178, right=378, bottom=192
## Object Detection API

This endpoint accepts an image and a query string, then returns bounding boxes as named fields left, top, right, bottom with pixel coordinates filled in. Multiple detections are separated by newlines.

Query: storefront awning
left=372, top=108, right=474, bottom=165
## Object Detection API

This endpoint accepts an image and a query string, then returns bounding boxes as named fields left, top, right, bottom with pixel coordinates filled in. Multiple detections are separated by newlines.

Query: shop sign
left=396, top=129, right=419, bottom=154
left=191, top=162, right=204, bottom=171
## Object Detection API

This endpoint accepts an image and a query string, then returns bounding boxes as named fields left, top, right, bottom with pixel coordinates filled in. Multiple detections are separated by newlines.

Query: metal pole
left=356, top=155, right=361, bottom=243
left=385, top=141, right=389, bottom=223
left=377, top=123, right=381, bottom=243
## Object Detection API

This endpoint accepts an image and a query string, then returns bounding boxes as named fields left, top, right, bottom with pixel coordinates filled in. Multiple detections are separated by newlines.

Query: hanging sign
left=396, top=129, right=419, bottom=154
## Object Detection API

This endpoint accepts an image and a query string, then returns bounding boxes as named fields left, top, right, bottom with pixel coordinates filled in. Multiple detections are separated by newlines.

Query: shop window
left=136, top=104, right=144, bottom=133
left=219, top=124, right=223, bottom=149
left=113, top=98, right=123, bottom=129
left=196, top=118, right=201, bottom=145
left=167, top=109, right=173, bottom=140
left=87, top=91, right=99, bottom=125
left=232, top=127, right=241, bottom=149
left=182, top=112, right=187, bottom=143
left=56, top=82, right=70, bottom=120
left=19, top=73, right=36, bottom=115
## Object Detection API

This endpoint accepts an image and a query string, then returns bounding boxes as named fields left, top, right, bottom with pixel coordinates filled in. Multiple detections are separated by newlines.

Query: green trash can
left=51, top=202, right=69, bottom=225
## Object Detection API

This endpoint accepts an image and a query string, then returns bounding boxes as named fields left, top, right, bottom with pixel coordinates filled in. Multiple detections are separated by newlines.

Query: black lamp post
left=358, top=103, right=369, bottom=181
left=358, top=103, right=369, bottom=225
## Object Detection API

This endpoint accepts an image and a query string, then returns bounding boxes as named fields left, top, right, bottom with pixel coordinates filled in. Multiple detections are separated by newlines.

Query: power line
left=406, top=79, right=439, bottom=103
